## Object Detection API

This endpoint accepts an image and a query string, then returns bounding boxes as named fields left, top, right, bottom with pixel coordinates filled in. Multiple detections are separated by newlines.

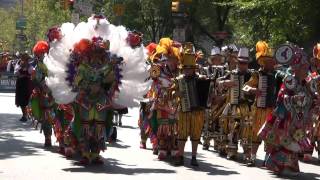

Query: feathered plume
left=44, top=16, right=151, bottom=106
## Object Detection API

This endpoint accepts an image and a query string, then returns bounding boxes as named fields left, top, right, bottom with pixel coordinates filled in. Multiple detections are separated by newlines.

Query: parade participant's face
left=238, top=62, right=248, bottom=72
left=90, top=50, right=105, bottom=64
left=90, top=83, right=101, bottom=94
left=166, top=56, right=178, bottom=72
left=20, top=57, right=29, bottom=67
left=261, top=57, right=276, bottom=71
left=183, top=68, right=195, bottom=77
left=313, top=58, right=320, bottom=70
left=209, top=55, right=223, bottom=65
left=36, top=54, right=45, bottom=60
left=228, top=53, right=238, bottom=64
left=293, top=63, right=309, bottom=80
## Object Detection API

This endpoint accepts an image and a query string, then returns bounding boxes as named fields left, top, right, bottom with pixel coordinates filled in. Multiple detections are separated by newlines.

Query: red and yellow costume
left=242, top=41, right=278, bottom=165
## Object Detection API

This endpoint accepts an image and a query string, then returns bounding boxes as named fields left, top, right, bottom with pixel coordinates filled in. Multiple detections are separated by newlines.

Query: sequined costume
left=218, top=48, right=253, bottom=159
left=241, top=41, right=279, bottom=165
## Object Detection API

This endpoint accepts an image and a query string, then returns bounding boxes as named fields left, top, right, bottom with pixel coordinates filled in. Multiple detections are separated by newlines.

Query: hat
left=146, top=43, right=157, bottom=56
left=33, top=41, right=49, bottom=57
left=150, top=38, right=181, bottom=63
left=255, top=41, right=274, bottom=66
left=179, top=42, right=197, bottom=69
left=20, top=52, right=31, bottom=61
left=229, top=44, right=239, bottom=52
left=237, top=47, right=249, bottom=63
left=210, top=46, right=222, bottom=56
left=222, top=44, right=239, bottom=54
left=290, top=46, right=309, bottom=68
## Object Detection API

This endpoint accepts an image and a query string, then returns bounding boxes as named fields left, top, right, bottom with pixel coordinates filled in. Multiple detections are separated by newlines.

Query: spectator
left=14, top=52, right=34, bottom=122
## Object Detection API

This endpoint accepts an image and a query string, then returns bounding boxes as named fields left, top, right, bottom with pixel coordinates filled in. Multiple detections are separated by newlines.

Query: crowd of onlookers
left=0, top=51, right=21, bottom=74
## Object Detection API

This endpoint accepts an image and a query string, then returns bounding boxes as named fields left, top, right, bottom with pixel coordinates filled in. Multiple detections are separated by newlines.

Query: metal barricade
left=0, top=72, right=16, bottom=92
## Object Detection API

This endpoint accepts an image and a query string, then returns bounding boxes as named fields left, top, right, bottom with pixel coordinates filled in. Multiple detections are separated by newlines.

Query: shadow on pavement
left=0, top=113, right=45, bottom=160
left=0, top=133, right=43, bottom=160
left=270, top=171, right=320, bottom=180
left=183, top=152, right=239, bottom=176
left=107, top=142, right=131, bottom=149
left=118, top=125, right=138, bottom=130
left=158, top=152, right=239, bottom=176
left=300, top=158, right=320, bottom=166
left=0, top=113, right=33, bottom=132
left=63, top=158, right=176, bottom=175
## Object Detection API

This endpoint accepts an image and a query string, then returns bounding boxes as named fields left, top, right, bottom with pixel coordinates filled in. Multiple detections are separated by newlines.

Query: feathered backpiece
left=33, top=41, right=49, bottom=57
left=44, top=15, right=151, bottom=106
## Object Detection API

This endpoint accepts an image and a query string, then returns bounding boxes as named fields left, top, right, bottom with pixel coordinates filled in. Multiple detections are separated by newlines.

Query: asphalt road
left=0, top=93, right=320, bottom=180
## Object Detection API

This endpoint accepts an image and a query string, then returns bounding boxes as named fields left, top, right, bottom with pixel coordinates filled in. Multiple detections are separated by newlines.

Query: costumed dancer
left=242, top=41, right=278, bottom=166
left=258, top=44, right=315, bottom=176
left=148, top=38, right=180, bottom=160
left=138, top=100, right=154, bottom=149
left=222, top=44, right=239, bottom=71
left=14, top=52, right=33, bottom=122
left=217, top=48, right=253, bottom=160
left=138, top=43, right=158, bottom=151
left=202, top=46, right=227, bottom=151
left=30, top=41, right=55, bottom=147
left=44, top=15, right=149, bottom=165
left=175, top=42, right=210, bottom=166
left=308, top=43, right=320, bottom=162
left=212, top=45, right=239, bottom=154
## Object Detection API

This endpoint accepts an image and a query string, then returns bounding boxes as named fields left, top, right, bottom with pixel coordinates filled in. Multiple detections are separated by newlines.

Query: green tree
left=22, top=0, right=70, bottom=50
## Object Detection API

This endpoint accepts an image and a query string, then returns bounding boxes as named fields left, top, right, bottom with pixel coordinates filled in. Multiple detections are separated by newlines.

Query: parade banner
left=0, top=72, right=16, bottom=92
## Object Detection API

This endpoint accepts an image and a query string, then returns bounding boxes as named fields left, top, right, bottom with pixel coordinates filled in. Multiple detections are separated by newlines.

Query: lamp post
left=171, top=0, right=192, bottom=43
left=113, top=0, right=125, bottom=25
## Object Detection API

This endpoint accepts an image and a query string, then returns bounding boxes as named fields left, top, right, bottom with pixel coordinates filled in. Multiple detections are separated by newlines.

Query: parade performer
left=53, top=104, right=74, bottom=155
left=30, top=41, right=54, bottom=147
left=44, top=15, right=150, bottom=165
left=14, top=52, right=33, bottom=122
left=259, top=44, right=315, bottom=175
left=202, top=46, right=227, bottom=151
left=148, top=38, right=180, bottom=160
left=218, top=48, right=253, bottom=160
left=175, top=42, right=210, bottom=166
left=242, top=41, right=278, bottom=166
left=138, top=43, right=158, bottom=152
left=222, top=44, right=239, bottom=71
left=308, top=43, right=320, bottom=161
left=138, top=100, right=155, bottom=150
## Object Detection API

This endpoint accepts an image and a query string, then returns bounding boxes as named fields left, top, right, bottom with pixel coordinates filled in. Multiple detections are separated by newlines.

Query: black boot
left=202, top=144, right=209, bottom=150
left=44, top=138, right=52, bottom=147
left=19, top=116, right=27, bottom=122
left=191, top=156, right=199, bottom=166
left=174, top=156, right=184, bottom=166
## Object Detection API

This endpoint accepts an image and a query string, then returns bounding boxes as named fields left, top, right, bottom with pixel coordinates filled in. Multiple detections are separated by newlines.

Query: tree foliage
left=1, top=0, right=320, bottom=53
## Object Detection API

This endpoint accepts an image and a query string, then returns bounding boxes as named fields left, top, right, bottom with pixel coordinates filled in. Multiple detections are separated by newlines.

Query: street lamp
left=171, top=0, right=192, bottom=43
left=113, top=0, right=125, bottom=25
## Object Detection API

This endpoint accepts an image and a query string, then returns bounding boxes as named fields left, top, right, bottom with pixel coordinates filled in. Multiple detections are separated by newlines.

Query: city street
left=0, top=93, right=320, bottom=180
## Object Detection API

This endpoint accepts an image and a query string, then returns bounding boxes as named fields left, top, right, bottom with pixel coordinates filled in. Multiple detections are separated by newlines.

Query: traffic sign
left=212, top=31, right=230, bottom=40
left=16, top=34, right=27, bottom=41
left=0, top=72, right=16, bottom=92
left=74, top=0, right=93, bottom=16
left=113, top=4, right=125, bottom=16
left=71, top=13, right=80, bottom=24
left=16, top=17, right=27, bottom=30
left=173, top=28, right=186, bottom=42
